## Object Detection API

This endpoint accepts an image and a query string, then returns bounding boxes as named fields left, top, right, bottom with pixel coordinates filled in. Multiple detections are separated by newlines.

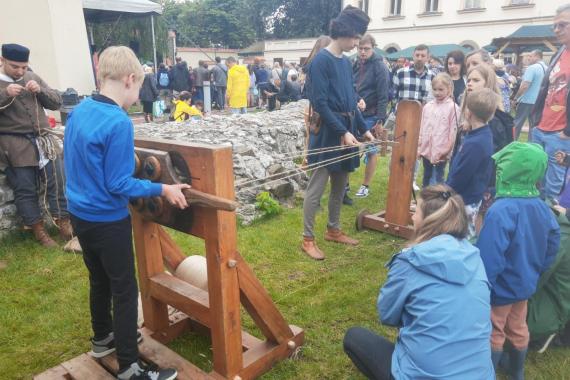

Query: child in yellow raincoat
left=172, top=91, right=203, bottom=121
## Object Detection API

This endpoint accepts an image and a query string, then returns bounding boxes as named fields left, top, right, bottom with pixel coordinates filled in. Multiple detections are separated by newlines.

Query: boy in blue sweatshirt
left=447, top=88, right=495, bottom=240
left=64, top=46, right=189, bottom=380
left=477, top=142, right=560, bottom=380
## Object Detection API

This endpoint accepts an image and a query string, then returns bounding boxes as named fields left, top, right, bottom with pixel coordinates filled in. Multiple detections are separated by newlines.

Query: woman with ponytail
left=343, top=184, right=494, bottom=380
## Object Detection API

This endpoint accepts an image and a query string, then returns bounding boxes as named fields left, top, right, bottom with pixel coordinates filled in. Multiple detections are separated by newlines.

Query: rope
left=237, top=148, right=364, bottom=193
left=0, top=97, right=15, bottom=110
left=274, top=139, right=395, bottom=161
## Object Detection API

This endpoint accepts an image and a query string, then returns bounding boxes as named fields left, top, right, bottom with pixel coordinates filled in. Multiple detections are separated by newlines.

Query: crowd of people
left=1, top=2, right=570, bottom=380
left=138, top=54, right=304, bottom=119
left=300, top=4, right=570, bottom=380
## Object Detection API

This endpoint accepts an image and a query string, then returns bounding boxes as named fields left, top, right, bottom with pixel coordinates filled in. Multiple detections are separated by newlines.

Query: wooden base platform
left=356, top=210, right=414, bottom=240
left=35, top=324, right=303, bottom=380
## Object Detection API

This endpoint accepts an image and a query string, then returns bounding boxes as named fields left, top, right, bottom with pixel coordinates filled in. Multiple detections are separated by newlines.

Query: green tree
left=270, top=0, right=342, bottom=39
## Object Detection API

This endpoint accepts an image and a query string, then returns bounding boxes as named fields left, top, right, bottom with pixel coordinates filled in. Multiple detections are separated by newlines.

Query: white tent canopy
left=82, top=0, right=162, bottom=17
left=82, top=0, right=162, bottom=70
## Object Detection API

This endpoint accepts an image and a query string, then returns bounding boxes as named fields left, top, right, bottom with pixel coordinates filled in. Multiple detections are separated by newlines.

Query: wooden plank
left=139, top=328, right=212, bottom=380
left=33, top=365, right=70, bottom=380
left=385, top=100, right=422, bottom=227
left=239, top=326, right=304, bottom=380
left=149, top=273, right=211, bottom=327
left=202, top=147, right=243, bottom=378
left=151, top=311, right=192, bottom=344
left=132, top=214, right=170, bottom=333
left=237, top=254, right=293, bottom=344
left=157, top=226, right=187, bottom=272
left=362, top=212, right=413, bottom=240
left=61, top=354, right=115, bottom=380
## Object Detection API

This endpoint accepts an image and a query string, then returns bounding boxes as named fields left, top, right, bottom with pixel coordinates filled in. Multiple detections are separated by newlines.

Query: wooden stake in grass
left=0, top=260, right=6, bottom=270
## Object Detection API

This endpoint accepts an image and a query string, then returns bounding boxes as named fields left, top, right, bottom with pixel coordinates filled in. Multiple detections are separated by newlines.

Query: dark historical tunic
left=0, top=71, right=62, bottom=169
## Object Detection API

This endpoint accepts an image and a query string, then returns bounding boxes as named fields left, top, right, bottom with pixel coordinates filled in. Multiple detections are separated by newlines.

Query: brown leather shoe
left=56, top=217, right=73, bottom=241
left=31, top=221, right=58, bottom=248
left=301, top=237, right=325, bottom=260
left=324, top=228, right=359, bottom=246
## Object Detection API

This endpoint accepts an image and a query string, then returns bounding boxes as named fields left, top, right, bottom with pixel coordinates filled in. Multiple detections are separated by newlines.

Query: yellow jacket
left=173, top=100, right=202, bottom=121
left=227, top=64, right=250, bottom=109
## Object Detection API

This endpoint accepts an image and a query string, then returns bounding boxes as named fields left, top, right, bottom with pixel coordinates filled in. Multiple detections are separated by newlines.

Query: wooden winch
left=35, top=137, right=304, bottom=380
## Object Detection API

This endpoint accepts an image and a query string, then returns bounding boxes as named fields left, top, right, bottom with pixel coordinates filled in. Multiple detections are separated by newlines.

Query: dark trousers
left=5, top=159, right=68, bottom=225
left=343, top=327, right=395, bottom=380
left=71, top=215, right=139, bottom=370
left=421, top=157, right=446, bottom=188
left=215, top=86, right=226, bottom=109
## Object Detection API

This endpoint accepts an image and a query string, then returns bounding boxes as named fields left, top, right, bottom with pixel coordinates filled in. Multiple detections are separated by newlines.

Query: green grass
left=1, top=155, right=569, bottom=379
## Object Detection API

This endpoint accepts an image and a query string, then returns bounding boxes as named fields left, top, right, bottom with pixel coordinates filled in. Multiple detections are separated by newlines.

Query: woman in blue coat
left=344, top=184, right=494, bottom=379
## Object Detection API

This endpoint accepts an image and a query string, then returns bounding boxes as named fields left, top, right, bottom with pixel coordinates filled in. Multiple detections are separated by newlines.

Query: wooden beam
left=237, top=254, right=293, bottom=344
left=497, top=41, right=511, bottom=55
left=61, top=354, right=115, bottom=380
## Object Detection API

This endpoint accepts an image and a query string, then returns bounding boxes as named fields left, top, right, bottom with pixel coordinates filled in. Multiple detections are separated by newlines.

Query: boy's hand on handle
left=342, top=132, right=360, bottom=146
left=162, top=184, right=191, bottom=209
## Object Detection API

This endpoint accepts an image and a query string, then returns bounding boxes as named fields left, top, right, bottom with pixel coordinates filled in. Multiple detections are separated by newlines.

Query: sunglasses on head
left=553, top=21, right=570, bottom=31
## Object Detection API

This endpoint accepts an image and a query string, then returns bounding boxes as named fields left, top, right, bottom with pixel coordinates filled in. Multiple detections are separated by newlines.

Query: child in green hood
left=476, top=141, right=560, bottom=380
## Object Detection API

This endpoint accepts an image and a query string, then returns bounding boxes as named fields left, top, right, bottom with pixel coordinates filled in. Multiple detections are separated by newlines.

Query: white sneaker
left=412, top=182, right=420, bottom=192
left=355, top=185, right=369, bottom=198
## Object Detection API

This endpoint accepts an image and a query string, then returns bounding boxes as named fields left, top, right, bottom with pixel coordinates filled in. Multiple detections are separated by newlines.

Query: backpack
left=159, top=71, right=169, bottom=87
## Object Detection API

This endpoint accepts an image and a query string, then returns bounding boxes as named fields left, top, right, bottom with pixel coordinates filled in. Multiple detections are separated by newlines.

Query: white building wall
left=0, top=0, right=95, bottom=95
left=263, top=39, right=318, bottom=64
left=344, top=0, right=562, bottom=52
left=177, top=49, right=238, bottom=69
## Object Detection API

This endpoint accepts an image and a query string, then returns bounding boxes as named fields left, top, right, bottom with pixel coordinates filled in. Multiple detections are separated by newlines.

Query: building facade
left=344, top=0, right=563, bottom=53
left=176, top=47, right=238, bottom=69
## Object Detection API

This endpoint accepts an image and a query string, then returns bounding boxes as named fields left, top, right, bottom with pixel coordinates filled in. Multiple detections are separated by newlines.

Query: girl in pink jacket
left=418, top=73, right=460, bottom=187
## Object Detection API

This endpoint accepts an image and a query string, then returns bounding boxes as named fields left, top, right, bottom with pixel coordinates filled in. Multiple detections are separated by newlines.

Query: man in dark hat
left=0, top=43, right=71, bottom=247
left=301, top=5, right=374, bottom=260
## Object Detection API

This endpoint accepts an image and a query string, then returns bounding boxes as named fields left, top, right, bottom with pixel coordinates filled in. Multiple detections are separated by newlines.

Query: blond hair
left=466, top=88, right=497, bottom=123
left=412, top=184, right=468, bottom=246
left=431, top=72, right=454, bottom=98
left=460, top=64, right=502, bottom=120
left=97, top=46, right=144, bottom=85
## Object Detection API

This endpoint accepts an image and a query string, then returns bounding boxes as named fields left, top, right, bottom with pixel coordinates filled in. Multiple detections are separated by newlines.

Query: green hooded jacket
left=492, top=142, right=547, bottom=198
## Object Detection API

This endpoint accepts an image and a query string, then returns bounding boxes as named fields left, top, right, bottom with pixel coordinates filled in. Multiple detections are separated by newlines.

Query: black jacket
left=170, top=62, right=192, bottom=92
left=139, top=73, right=159, bottom=102
left=532, top=46, right=570, bottom=136
left=489, top=108, right=514, bottom=153
left=353, top=54, right=390, bottom=122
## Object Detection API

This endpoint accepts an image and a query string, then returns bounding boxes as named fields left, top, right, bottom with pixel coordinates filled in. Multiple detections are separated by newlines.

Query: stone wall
left=0, top=174, right=18, bottom=237
left=0, top=101, right=310, bottom=235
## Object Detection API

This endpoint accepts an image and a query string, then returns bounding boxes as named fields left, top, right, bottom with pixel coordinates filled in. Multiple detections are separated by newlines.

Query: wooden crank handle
left=182, top=188, right=239, bottom=211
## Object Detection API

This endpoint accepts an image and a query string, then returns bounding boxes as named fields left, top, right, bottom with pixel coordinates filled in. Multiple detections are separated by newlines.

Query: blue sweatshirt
left=379, top=235, right=494, bottom=380
left=446, top=125, right=494, bottom=205
left=64, top=96, right=163, bottom=222
left=476, top=198, right=560, bottom=305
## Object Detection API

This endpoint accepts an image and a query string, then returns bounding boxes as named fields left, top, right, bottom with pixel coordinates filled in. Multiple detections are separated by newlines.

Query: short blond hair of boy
left=466, top=88, right=496, bottom=123
left=97, top=46, right=144, bottom=84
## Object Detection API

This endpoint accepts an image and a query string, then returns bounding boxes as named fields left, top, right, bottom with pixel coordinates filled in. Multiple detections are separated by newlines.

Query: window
left=510, top=0, right=529, bottom=4
left=425, top=0, right=438, bottom=12
left=464, top=0, right=482, bottom=9
left=390, top=0, right=402, bottom=15
left=358, top=0, right=369, bottom=14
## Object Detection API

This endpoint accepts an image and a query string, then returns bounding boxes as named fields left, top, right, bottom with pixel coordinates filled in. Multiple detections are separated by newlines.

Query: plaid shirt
left=393, top=66, right=435, bottom=103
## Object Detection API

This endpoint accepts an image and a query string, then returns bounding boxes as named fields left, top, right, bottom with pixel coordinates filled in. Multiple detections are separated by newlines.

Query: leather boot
left=301, top=237, right=325, bottom=260
left=31, top=221, right=57, bottom=248
left=324, top=228, right=359, bottom=246
left=55, top=217, right=73, bottom=241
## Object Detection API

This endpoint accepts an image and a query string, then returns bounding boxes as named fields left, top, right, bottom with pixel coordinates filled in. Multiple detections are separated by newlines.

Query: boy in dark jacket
left=447, top=88, right=495, bottom=239
left=477, top=141, right=560, bottom=380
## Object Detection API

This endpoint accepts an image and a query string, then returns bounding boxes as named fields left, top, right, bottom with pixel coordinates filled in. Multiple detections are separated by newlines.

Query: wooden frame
left=356, top=101, right=422, bottom=239
left=35, top=138, right=304, bottom=380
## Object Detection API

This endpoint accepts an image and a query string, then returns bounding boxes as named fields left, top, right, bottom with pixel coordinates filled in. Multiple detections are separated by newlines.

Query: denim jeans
left=363, top=116, right=379, bottom=164
left=215, top=86, right=226, bottom=109
left=231, top=107, right=247, bottom=114
left=5, top=158, right=68, bottom=225
left=513, top=103, right=536, bottom=140
left=343, top=327, right=395, bottom=380
left=421, top=157, right=446, bottom=187
left=532, top=128, right=570, bottom=199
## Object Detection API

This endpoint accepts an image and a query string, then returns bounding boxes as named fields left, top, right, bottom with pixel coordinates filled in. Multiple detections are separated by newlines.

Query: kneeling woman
left=344, top=184, right=494, bottom=379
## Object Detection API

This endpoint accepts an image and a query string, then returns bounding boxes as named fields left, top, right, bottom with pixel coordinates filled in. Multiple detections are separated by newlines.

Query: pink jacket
left=417, top=97, right=460, bottom=162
